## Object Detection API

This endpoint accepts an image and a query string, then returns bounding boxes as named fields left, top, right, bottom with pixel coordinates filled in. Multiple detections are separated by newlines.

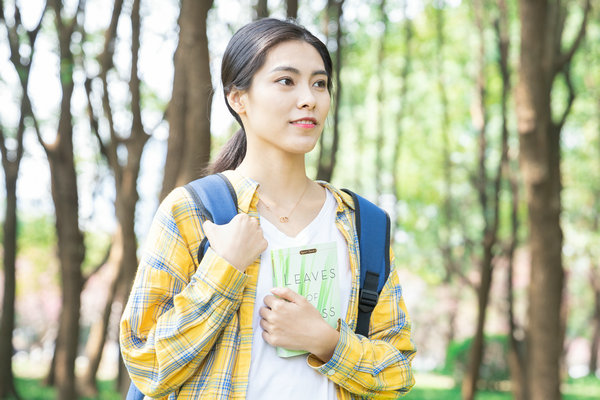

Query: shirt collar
left=220, top=170, right=356, bottom=214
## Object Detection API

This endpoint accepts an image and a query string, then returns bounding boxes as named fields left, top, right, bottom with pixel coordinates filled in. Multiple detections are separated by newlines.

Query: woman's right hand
left=202, top=214, right=268, bottom=273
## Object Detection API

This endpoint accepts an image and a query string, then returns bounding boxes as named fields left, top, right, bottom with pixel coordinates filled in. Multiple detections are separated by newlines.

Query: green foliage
left=442, top=335, right=510, bottom=389
left=14, top=378, right=121, bottom=400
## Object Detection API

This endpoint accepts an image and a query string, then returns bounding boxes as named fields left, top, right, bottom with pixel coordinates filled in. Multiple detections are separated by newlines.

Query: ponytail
left=207, top=128, right=247, bottom=174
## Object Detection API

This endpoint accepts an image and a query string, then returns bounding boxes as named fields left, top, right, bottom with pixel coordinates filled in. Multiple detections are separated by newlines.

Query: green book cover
left=271, top=241, right=340, bottom=357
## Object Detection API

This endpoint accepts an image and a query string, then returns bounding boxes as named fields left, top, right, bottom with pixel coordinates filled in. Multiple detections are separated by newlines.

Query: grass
left=14, top=379, right=120, bottom=400
left=11, top=373, right=600, bottom=399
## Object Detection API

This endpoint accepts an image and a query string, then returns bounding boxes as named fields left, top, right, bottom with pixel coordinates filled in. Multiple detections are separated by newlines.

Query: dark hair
left=208, top=18, right=333, bottom=174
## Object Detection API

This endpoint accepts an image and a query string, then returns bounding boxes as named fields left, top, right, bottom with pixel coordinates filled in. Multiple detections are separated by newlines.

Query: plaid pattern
left=120, top=170, right=416, bottom=399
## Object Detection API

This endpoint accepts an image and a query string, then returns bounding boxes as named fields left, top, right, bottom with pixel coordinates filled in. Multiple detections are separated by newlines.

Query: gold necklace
left=259, top=180, right=309, bottom=223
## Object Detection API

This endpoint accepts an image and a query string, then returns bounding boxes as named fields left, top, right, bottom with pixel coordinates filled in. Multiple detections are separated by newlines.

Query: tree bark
left=0, top=154, right=19, bottom=400
left=590, top=265, right=600, bottom=376
left=373, top=0, right=387, bottom=197
left=0, top=4, right=44, bottom=397
left=495, top=0, right=527, bottom=398
left=316, top=0, right=344, bottom=182
left=80, top=0, right=148, bottom=393
left=590, top=99, right=600, bottom=376
left=463, top=2, right=491, bottom=397
left=287, top=0, right=298, bottom=19
left=255, top=0, right=268, bottom=19
left=391, top=0, right=412, bottom=203
left=516, top=1, right=590, bottom=399
left=160, top=0, right=214, bottom=200
left=434, top=0, right=463, bottom=358
left=38, top=2, right=88, bottom=398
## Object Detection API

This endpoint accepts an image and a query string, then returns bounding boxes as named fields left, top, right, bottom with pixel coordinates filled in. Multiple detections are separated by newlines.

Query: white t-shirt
left=246, top=190, right=352, bottom=400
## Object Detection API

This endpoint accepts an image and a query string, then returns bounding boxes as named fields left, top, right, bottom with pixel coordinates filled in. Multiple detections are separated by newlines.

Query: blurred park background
left=0, top=0, right=599, bottom=399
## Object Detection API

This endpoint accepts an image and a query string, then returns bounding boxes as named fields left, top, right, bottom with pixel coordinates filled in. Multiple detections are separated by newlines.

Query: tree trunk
left=590, top=257, right=600, bottom=375
left=463, top=1, right=509, bottom=397
left=41, top=3, right=87, bottom=398
left=255, top=0, right=268, bottom=19
left=391, top=0, right=412, bottom=202
left=590, top=100, right=600, bottom=375
left=373, top=0, right=387, bottom=197
left=434, top=2, right=461, bottom=358
left=0, top=4, right=44, bottom=397
left=517, top=2, right=562, bottom=399
left=316, top=0, right=344, bottom=182
left=287, top=0, right=298, bottom=19
left=495, top=0, right=527, bottom=397
left=79, top=231, right=123, bottom=396
left=160, top=0, right=214, bottom=200
left=516, top=1, right=590, bottom=398
left=0, top=168, right=19, bottom=399
left=80, top=0, right=148, bottom=393
left=49, top=143, right=84, bottom=400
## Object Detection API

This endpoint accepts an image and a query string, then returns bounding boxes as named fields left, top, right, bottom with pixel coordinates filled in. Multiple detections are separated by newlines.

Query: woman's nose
left=297, top=85, right=316, bottom=109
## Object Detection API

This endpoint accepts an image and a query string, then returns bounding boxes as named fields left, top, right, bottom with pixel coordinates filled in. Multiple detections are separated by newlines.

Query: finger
left=271, top=287, right=301, bottom=303
left=259, top=306, right=271, bottom=320
left=259, top=318, right=271, bottom=333
left=263, top=295, right=276, bottom=309
left=202, top=220, right=214, bottom=235
left=259, top=237, right=268, bottom=253
left=262, top=330, right=273, bottom=345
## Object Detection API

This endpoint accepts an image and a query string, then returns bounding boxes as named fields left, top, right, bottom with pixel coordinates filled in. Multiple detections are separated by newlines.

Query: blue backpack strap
left=184, top=173, right=238, bottom=264
left=342, top=189, right=391, bottom=337
left=126, top=173, right=238, bottom=400
left=126, top=380, right=145, bottom=400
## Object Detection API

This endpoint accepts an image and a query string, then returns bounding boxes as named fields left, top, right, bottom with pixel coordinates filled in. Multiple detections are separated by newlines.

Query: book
left=270, top=241, right=340, bottom=357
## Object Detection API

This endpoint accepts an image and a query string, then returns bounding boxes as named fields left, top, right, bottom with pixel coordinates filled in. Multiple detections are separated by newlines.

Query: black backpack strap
left=342, top=189, right=391, bottom=337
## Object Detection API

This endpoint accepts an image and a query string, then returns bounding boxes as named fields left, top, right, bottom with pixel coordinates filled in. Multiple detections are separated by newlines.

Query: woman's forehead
left=262, top=41, right=326, bottom=74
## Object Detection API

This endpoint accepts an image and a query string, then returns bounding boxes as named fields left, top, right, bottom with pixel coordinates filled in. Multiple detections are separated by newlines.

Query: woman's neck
left=236, top=147, right=310, bottom=204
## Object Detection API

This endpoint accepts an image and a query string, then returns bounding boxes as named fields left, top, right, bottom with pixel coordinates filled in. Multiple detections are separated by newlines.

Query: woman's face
left=230, top=40, right=331, bottom=155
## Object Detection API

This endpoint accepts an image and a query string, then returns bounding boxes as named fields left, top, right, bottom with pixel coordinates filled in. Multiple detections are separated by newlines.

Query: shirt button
left=327, top=370, right=335, bottom=376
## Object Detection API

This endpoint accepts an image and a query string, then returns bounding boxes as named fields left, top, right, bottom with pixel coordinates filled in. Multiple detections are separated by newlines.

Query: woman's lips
left=290, top=118, right=317, bottom=128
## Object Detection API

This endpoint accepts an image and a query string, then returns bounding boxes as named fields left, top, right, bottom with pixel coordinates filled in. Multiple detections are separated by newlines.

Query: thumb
left=271, top=287, right=302, bottom=303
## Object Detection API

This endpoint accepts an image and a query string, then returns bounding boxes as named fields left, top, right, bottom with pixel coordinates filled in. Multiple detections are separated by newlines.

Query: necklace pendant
left=280, top=216, right=289, bottom=223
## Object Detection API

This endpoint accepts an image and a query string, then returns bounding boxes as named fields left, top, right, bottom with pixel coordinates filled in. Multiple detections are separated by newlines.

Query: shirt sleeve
left=119, top=188, right=248, bottom=398
left=307, top=250, right=416, bottom=398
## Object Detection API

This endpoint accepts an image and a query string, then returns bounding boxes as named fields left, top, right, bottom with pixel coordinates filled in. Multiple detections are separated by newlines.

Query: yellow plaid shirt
left=120, top=170, right=416, bottom=399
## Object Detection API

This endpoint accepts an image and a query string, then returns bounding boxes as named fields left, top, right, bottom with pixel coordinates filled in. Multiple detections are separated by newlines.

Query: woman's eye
left=276, top=78, right=294, bottom=86
left=314, top=79, right=327, bottom=88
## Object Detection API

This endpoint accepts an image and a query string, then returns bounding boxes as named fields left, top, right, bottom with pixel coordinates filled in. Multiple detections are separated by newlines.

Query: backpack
left=125, top=173, right=391, bottom=400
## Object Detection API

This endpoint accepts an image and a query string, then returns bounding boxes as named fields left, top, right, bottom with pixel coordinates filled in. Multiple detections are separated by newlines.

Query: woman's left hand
left=259, top=287, right=340, bottom=362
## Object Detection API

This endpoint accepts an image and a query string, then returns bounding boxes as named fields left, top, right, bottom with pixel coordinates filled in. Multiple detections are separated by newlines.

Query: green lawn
left=11, top=374, right=600, bottom=399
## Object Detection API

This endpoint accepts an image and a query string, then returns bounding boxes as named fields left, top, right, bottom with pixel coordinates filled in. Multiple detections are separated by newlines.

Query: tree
left=493, top=1, right=527, bottom=398
left=515, top=1, right=591, bottom=399
left=255, top=0, right=268, bottom=19
left=373, top=0, right=389, bottom=197
left=160, top=0, right=214, bottom=200
left=462, top=1, right=509, bottom=398
left=287, top=0, right=298, bottom=19
left=391, top=0, right=413, bottom=204
left=32, top=1, right=88, bottom=398
left=316, top=0, right=344, bottom=182
left=433, top=0, right=463, bottom=363
left=79, top=0, right=150, bottom=394
left=0, top=3, right=45, bottom=397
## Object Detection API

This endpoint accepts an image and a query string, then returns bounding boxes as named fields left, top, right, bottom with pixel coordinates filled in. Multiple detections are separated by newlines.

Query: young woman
left=120, top=18, right=416, bottom=399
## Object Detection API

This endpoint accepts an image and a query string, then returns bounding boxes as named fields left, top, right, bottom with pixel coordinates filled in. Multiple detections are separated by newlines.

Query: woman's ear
left=227, top=89, right=246, bottom=115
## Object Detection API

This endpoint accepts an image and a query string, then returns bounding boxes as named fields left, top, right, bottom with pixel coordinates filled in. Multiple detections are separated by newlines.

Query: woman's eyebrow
left=270, top=65, right=328, bottom=77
